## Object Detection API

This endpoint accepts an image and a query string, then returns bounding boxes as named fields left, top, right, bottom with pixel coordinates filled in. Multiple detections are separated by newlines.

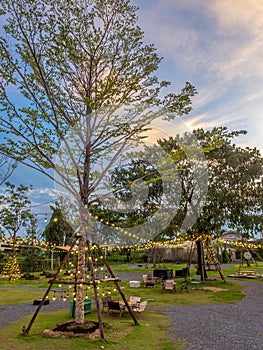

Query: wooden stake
left=22, top=236, right=79, bottom=335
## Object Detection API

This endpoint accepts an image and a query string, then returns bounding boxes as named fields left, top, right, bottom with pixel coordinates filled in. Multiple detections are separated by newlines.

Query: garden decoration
left=22, top=235, right=138, bottom=341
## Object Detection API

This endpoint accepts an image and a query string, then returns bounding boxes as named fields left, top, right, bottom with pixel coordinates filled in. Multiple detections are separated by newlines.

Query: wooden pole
left=97, top=245, right=139, bottom=326
left=87, top=241, right=105, bottom=341
left=22, top=236, right=79, bottom=335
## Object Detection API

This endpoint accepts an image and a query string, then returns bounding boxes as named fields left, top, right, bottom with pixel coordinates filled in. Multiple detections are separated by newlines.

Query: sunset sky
left=6, top=0, right=263, bottom=225
left=136, top=0, right=263, bottom=152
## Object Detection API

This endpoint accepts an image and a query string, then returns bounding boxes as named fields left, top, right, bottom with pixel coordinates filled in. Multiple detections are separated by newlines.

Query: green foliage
left=0, top=182, right=34, bottom=252
left=158, top=127, right=263, bottom=239
left=0, top=0, right=196, bottom=208
left=42, top=204, right=74, bottom=246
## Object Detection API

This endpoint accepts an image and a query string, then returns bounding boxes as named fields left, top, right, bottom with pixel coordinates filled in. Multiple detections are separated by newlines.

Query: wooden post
left=97, top=245, right=139, bottom=326
left=22, top=236, right=79, bottom=335
left=87, top=241, right=105, bottom=341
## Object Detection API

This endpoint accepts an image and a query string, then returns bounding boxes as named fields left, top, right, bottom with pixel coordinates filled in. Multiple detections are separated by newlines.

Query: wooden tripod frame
left=22, top=235, right=139, bottom=340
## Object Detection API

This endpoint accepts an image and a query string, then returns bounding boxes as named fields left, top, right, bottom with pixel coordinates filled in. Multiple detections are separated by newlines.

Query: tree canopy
left=0, top=182, right=33, bottom=254
left=159, top=127, right=263, bottom=239
left=102, top=127, right=263, bottom=240
left=0, top=0, right=196, bottom=200
left=42, top=204, right=75, bottom=246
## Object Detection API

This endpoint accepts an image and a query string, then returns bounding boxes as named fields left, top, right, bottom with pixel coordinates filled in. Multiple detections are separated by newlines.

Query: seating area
left=188, top=275, right=202, bottom=289
left=129, top=295, right=141, bottom=307
left=102, top=295, right=147, bottom=316
left=108, top=300, right=126, bottom=316
left=101, top=295, right=112, bottom=312
left=133, top=300, right=147, bottom=313
left=142, top=274, right=155, bottom=287
left=98, top=269, right=206, bottom=320
left=163, top=279, right=176, bottom=292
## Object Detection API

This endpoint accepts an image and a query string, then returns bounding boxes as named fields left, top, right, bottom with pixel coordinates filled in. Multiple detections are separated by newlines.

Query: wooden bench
left=238, top=270, right=256, bottom=276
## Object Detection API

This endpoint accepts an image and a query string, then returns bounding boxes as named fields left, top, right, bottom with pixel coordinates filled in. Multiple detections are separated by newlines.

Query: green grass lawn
left=0, top=262, right=262, bottom=349
left=0, top=310, right=185, bottom=350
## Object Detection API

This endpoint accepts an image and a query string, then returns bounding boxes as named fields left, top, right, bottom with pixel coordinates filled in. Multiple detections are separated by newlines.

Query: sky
left=3, top=0, right=263, bottom=229
left=136, top=0, right=263, bottom=153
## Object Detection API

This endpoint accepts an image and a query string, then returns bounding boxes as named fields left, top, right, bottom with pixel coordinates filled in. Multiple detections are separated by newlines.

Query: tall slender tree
left=0, top=182, right=33, bottom=279
left=0, top=0, right=196, bottom=331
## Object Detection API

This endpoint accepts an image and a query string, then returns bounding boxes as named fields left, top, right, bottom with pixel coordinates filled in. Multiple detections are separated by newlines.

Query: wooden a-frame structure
left=22, top=234, right=139, bottom=341
left=186, top=236, right=226, bottom=282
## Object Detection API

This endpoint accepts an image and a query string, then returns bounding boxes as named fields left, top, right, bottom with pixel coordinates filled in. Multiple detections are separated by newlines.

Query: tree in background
left=0, top=182, right=33, bottom=280
left=89, top=159, right=163, bottom=245
left=20, top=214, right=46, bottom=272
left=42, top=204, right=75, bottom=247
left=159, top=127, right=263, bottom=279
left=0, top=0, right=196, bottom=332
left=103, top=127, right=263, bottom=278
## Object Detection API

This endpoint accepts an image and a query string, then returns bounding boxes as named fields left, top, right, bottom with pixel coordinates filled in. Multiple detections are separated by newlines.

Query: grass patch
left=0, top=288, right=47, bottom=305
left=0, top=309, right=182, bottom=350
left=121, top=278, right=244, bottom=307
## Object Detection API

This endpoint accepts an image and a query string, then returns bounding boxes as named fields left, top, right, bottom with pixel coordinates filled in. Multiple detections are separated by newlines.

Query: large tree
left=105, top=127, right=263, bottom=278
left=0, top=0, right=196, bottom=334
left=159, top=127, right=263, bottom=279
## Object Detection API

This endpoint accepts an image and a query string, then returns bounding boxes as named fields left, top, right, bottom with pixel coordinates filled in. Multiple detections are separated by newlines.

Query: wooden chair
left=142, top=274, right=149, bottom=285
left=129, top=296, right=141, bottom=310
left=129, top=296, right=141, bottom=303
left=108, top=301, right=125, bottom=316
left=101, top=295, right=112, bottom=312
left=133, top=300, right=147, bottom=313
left=189, top=275, right=202, bottom=289
left=163, top=279, right=176, bottom=292
left=142, top=274, right=155, bottom=287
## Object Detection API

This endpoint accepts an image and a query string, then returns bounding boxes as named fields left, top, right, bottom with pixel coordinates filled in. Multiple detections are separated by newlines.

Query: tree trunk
left=152, top=246, right=157, bottom=268
left=196, top=240, right=207, bottom=281
left=75, top=235, right=85, bottom=324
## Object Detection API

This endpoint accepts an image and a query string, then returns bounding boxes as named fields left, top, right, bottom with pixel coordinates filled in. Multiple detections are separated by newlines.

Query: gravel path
left=162, top=280, right=263, bottom=350
left=0, top=297, right=69, bottom=329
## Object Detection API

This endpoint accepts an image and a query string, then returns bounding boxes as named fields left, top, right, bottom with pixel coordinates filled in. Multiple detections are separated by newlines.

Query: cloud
left=136, top=0, right=263, bottom=154
left=138, top=0, right=263, bottom=82
left=208, top=0, right=263, bottom=33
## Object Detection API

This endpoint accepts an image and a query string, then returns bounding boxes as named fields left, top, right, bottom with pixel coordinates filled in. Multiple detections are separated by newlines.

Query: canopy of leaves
left=42, top=204, right=75, bottom=246
left=0, top=182, right=33, bottom=250
left=161, top=127, right=263, bottom=238
left=0, top=0, right=196, bottom=208
left=95, top=127, right=263, bottom=241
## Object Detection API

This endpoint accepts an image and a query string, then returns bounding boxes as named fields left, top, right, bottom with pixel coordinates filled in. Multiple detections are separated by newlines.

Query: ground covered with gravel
left=162, top=280, right=263, bottom=350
